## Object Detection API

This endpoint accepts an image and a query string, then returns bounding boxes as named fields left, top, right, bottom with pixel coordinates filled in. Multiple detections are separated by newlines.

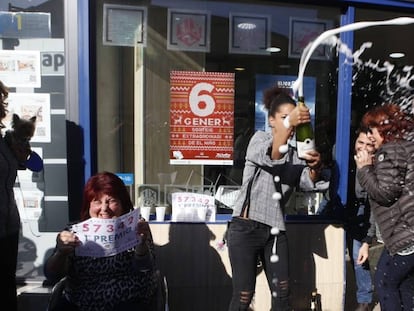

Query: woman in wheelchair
left=44, top=172, right=160, bottom=311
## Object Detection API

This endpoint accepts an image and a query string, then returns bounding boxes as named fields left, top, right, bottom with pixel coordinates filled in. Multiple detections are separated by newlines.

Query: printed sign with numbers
left=170, top=71, right=235, bottom=165
left=171, top=192, right=216, bottom=222
left=71, top=208, right=140, bottom=258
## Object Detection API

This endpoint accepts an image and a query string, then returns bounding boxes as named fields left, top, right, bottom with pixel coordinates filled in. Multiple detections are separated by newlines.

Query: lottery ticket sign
left=170, top=71, right=235, bottom=165
left=71, top=208, right=140, bottom=258
left=171, top=192, right=216, bottom=222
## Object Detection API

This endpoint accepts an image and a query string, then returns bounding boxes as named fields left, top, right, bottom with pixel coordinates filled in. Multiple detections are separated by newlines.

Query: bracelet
left=283, top=115, right=291, bottom=129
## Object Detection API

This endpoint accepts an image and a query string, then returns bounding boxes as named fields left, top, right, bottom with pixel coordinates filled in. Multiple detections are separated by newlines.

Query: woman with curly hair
left=355, top=103, right=414, bottom=311
left=226, top=86, right=324, bottom=310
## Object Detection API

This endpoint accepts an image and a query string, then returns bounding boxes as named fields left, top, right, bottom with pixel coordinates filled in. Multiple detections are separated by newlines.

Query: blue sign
left=116, top=173, right=134, bottom=186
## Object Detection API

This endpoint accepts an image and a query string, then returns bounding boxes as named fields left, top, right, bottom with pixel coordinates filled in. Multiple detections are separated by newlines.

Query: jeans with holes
left=226, top=217, right=290, bottom=311
left=352, top=239, right=373, bottom=304
left=374, top=248, right=414, bottom=311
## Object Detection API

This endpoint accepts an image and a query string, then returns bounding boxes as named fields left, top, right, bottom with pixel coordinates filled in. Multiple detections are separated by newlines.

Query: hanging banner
left=170, top=71, right=235, bottom=165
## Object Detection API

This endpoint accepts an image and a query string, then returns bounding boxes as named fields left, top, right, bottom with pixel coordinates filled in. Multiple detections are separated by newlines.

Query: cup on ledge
left=155, top=206, right=166, bottom=222
left=140, top=206, right=151, bottom=222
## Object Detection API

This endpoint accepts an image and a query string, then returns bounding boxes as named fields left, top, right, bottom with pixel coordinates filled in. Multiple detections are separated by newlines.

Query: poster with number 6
left=170, top=71, right=235, bottom=165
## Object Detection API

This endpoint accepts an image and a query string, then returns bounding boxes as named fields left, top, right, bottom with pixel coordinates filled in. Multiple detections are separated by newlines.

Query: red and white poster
left=170, top=71, right=235, bottom=165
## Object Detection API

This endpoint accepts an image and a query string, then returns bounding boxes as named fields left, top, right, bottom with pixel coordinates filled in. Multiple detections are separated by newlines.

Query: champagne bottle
left=310, top=291, right=317, bottom=311
left=310, top=290, right=322, bottom=311
left=295, top=96, right=315, bottom=159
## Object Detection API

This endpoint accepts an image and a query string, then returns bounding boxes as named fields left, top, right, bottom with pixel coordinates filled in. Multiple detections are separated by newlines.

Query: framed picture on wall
left=229, top=12, right=271, bottom=55
left=167, top=8, right=211, bottom=52
left=288, top=17, right=330, bottom=60
left=103, top=4, right=147, bottom=47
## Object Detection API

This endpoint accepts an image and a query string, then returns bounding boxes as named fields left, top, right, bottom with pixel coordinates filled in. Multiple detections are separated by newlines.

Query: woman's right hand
left=356, top=242, right=369, bottom=265
left=56, top=230, right=80, bottom=255
left=354, top=149, right=373, bottom=169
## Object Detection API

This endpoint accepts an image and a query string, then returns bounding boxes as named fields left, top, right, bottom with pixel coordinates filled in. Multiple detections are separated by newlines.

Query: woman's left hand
left=137, top=218, right=151, bottom=244
left=135, top=218, right=152, bottom=256
left=301, top=150, right=321, bottom=170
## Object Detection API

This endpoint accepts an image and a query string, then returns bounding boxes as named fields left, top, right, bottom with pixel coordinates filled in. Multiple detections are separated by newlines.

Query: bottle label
left=297, top=138, right=315, bottom=158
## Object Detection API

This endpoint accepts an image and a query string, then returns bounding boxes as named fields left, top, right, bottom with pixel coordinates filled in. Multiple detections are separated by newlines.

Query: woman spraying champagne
left=226, top=86, right=325, bottom=311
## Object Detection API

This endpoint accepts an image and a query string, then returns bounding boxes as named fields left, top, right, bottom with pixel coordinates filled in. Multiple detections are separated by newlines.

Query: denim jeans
left=226, top=217, right=290, bottom=311
left=352, top=239, right=373, bottom=303
left=375, top=248, right=414, bottom=311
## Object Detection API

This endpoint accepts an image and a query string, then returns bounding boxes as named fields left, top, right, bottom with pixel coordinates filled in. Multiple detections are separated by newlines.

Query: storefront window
left=0, top=0, right=67, bottom=281
left=348, top=8, right=414, bottom=212
left=92, top=0, right=341, bottom=217
left=352, top=8, right=414, bottom=125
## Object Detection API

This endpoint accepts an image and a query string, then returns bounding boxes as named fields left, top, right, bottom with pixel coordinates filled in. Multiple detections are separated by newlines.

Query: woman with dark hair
left=0, top=80, right=20, bottom=311
left=355, top=104, right=414, bottom=311
left=226, top=86, right=324, bottom=311
left=44, top=171, right=159, bottom=311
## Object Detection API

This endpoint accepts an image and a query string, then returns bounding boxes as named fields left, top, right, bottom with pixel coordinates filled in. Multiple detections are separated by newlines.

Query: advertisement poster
left=170, top=71, right=235, bottom=165
left=167, top=8, right=211, bottom=52
left=0, top=50, right=41, bottom=88
left=5, top=93, right=51, bottom=143
left=255, top=74, right=316, bottom=132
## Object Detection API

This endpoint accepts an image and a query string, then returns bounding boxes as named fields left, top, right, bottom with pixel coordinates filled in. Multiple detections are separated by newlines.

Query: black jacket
left=358, top=140, right=414, bottom=255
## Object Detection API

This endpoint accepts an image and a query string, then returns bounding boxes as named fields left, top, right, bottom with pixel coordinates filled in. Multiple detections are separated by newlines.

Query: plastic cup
left=155, top=206, right=166, bottom=222
left=140, top=206, right=151, bottom=222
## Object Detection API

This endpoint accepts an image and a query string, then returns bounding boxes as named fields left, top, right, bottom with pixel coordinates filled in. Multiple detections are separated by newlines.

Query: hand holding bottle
left=294, top=97, right=315, bottom=158
left=300, top=150, right=321, bottom=169
left=285, top=104, right=311, bottom=128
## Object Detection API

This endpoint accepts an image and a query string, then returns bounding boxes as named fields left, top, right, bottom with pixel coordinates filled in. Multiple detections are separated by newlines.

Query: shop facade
left=3, top=0, right=413, bottom=310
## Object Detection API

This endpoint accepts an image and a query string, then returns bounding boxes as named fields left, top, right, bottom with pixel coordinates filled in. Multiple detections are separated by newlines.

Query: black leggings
left=227, top=217, right=290, bottom=311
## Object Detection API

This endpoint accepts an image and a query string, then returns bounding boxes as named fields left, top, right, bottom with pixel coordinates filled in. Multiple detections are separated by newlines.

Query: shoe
left=355, top=302, right=370, bottom=311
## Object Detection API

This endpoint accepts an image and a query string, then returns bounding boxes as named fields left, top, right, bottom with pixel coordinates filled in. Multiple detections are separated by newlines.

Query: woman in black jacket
left=355, top=104, right=414, bottom=311
left=0, top=81, right=20, bottom=311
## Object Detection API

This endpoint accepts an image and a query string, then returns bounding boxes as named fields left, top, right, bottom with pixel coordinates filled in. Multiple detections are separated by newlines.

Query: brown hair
left=263, top=86, right=296, bottom=117
left=361, top=104, right=414, bottom=143
left=79, top=171, right=133, bottom=221
left=0, top=80, right=9, bottom=128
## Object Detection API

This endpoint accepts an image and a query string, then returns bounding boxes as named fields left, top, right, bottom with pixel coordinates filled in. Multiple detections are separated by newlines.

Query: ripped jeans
left=227, top=217, right=290, bottom=311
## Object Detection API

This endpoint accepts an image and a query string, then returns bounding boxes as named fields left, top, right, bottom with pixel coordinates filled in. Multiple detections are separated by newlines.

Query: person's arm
left=271, top=104, right=311, bottom=160
left=357, top=203, right=376, bottom=264
left=356, top=143, right=404, bottom=206
left=304, top=150, right=323, bottom=183
left=134, top=219, right=155, bottom=270
left=356, top=242, right=369, bottom=265
left=44, top=230, right=80, bottom=282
